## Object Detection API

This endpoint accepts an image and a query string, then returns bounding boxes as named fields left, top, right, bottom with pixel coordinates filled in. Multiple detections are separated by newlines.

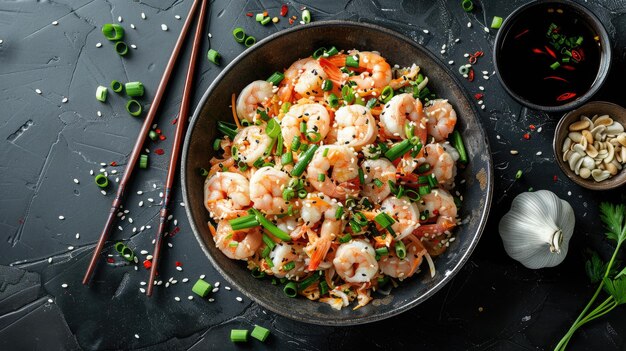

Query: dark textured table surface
left=1, top=0, right=625, bottom=350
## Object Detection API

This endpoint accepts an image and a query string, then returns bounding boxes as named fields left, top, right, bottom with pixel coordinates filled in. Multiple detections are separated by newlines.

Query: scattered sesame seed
left=536, top=151, right=543, bottom=156
left=423, top=29, right=429, bottom=34
left=61, top=283, right=68, bottom=288
left=96, top=42, right=102, bottom=48
left=467, top=22, right=472, bottom=28
left=167, top=243, right=173, bottom=248
left=441, top=44, right=446, bottom=50
left=175, top=15, right=181, bottom=20
left=73, top=178, right=79, bottom=184
left=52, top=20, right=58, bottom=25
left=225, top=286, right=231, bottom=291
left=180, top=202, right=185, bottom=207
left=137, top=191, right=143, bottom=195
left=68, top=246, right=74, bottom=250
left=480, top=105, right=485, bottom=110
left=236, top=297, right=243, bottom=302
left=135, top=334, right=140, bottom=339
left=131, top=44, right=137, bottom=49
left=188, top=295, right=193, bottom=300
left=214, top=281, right=220, bottom=287
left=479, top=86, right=485, bottom=91
left=48, top=298, right=53, bottom=303
left=440, top=50, right=445, bottom=54
left=97, top=111, right=102, bottom=117
left=139, top=287, right=146, bottom=293
left=130, top=24, right=136, bottom=29
left=454, top=38, right=460, bottom=43
left=448, top=60, right=454, bottom=65
left=35, top=89, right=42, bottom=94
left=161, top=24, right=168, bottom=31
left=138, top=201, right=144, bottom=207
left=62, top=97, right=68, bottom=103
left=182, top=278, right=189, bottom=283
left=146, top=255, right=153, bottom=260
left=58, top=215, right=65, bottom=220
left=0, top=40, right=3, bottom=44
left=208, top=33, right=213, bottom=38
left=141, top=12, right=146, bottom=19
left=537, top=127, right=543, bottom=133
left=483, top=75, right=490, bottom=80
left=212, top=287, right=219, bottom=293
left=147, top=198, right=154, bottom=203
left=176, top=266, right=183, bottom=271
left=208, top=298, right=215, bottom=302
left=48, top=257, right=52, bottom=263
left=200, top=274, right=206, bottom=279
left=484, top=27, right=489, bottom=32
left=118, top=16, right=123, bottom=22
left=510, top=150, right=519, bottom=155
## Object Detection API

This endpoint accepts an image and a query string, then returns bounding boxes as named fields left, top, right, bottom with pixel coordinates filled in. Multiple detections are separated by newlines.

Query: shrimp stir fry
left=204, top=47, right=466, bottom=310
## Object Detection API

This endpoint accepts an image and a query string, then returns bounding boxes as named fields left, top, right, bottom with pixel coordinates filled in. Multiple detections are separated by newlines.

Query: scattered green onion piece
left=374, top=212, right=395, bottom=228
left=312, top=47, right=326, bottom=59
left=301, top=9, right=311, bottom=24
left=281, top=152, right=293, bottom=165
left=251, top=268, right=265, bottom=279
left=384, top=139, right=412, bottom=161
left=339, top=233, right=352, bottom=243
left=345, top=197, right=356, bottom=209
left=378, top=275, right=389, bottom=286
left=427, top=174, right=438, bottom=188
left=228, top=241, right=239, bottom=248
left=101, top=23, right=124, bottom=41
left=125, top=99, right=142, bottom=116
left=366, top=98, right=378, bottom=109
left=562, top=57, right=571, bottom=63
left=212, top=138, right=221, bottom=151
left=192, top=279, right=212, bottom=297
left=262, top=233, right=276, bottom=250
left=575, top=36, right=583, bottom=46
left=318, top=173, right=325, bottom=182
left=255, top=13, right=265, bottom=22
left=266, top=72, right=285, bottom=86
left=121, top=247, right=134, bottom=261
left=229, top=215, right=260, bottom=230
left=114, top=242, right=126, bottom=254
left=373, top=178, right=384, bottom=187
left=321, top=79, right=333, bottom=91
left=232, top=27, right=246, bottom=43
left=139, top=154, right=148, bottom=169
left=244, top=35, right=256, bottom=47
left=550, top=61, right=561, bottom=70
left=95, top=85, right=108, bottom=102
left=276, top=133, right=284, bottom=156
left=230, top=329, right=248, bottom=343
left=451, top=130, right=468, bottom=164
left=395, top=240, right=407, bottom=259
left=418, top=185, right=431, bottom=196
left=358, top=167, right=365, bottom=184
left=461, top=0, right=474, bottom=12
left=415, top=73, right=424, bottom=84
left=349, top=220, right=362, bottom=233
left=405, top=189, right=421, bottom=202
left=199, top=168, right=209, bottom=177
left=297, top=188, right=308, bottom=199
left=515, top=169, right=523, bottom=179
left=291, top=144, right=319, bottom=177
left=297, top=273, right=321, bottom=291
left=353, top=212, right=368, bottom=226
left=287, top=204, right=295, bottom=216
left=299, top=142, right=308, bottom=152
left=417, top=163, right=431, bottom=173
left=490, top=16, right=503, bottom=29
left=375, top=246, right=389, bottom=256
left=115, top=41, right=129, bottom=56
left=346, top=54, right=359, bottom=68
left=110, top=80, right=123, bottom=93
left=125, top=81, right=144, bottom=97
left=251, top=325, right=271, bottom=342
left=218, top=121, right=238, bottom=140
left=319, top=281, right=329, bottom=295
left=283, top=282, right=298, bottom=297
left=324, top=46, right=339, bottom=56
left=281, top=102, right=292, bottom=113
left=266, top=118, right=281, bottom=138
left=260, top=16, right=271, bottom=25
left=327, top=93, right=339, bottom=108
left=283, top=261, right=296, bottom=271
left=95, top=173, right=108, bottom=188
left=282, top=187, right=295, bottom=201
left=299, top=121, right=307, bottom=134
left=257, top=109, right=270, bottom=121
left=207, top=49, right=221, bottom=65
left=380, top=86, right=394, bottom=103
left=334, top=206, right=344, bottom=219
left=291, top=136, right=301, bottom=151
left=306, top=131, right=322, bottom=143
left=146, top=130, right=158, bottom=141
left=261, top=246, right=271, bottom=259
left=252, top=157, right=264, bottom=168
left=252, top=209, right=291, bottom=241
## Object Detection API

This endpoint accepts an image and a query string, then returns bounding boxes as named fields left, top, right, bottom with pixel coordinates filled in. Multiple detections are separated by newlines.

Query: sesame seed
left=141, top=12, right=146, bottom=19
left=73, top=178, right=79, bottom=184
left=225, top=286, right=231, bottom=291
left=96, top=42, right=102, bottom=48
left=484, top=27, right=490, bottom=33
left=97, top=111, right=102, bottom=117
left=467, top=22, right=472, bottom=28
left=58, top=215, right=65, bottom=220
left=236, top=297, right=243, bottom=302
left=200, top=274, right=206, bottom=279
left=167, top=243, right=173, bottom=248
left=188, top=295, right=193, bottom=300
left=135, top=334, right=140, bottom=339
left=48, top=298, right=53, bottom=303
left=62, top=97, right=68, bottom=103
left=510, top=150, right=519, bottom=155
left=536, top=151, right=543, bottom=156
left=182, top=278, right=189, bottom=283
left=176, top=266, right=183, bottom=271
left=139, top=287, right=146, bottom=293
left=448, top=60, right=454, bottom=65
left=161, top=24, right=168, bottom=31
left=214, top=282, right=220, bottom=287
left=61, top=283, right=68, bottom=288
left=212, top=287, right=219, bottom=293
left=130, top=24, right=136, bottom=29
left=35, top=89, right=42, bottom=94
left=208, top=298, right=215, bottom=302
left=139, top=201, right=144, bottom=207
left=131, top=44, right=137, bottom=49
left=68, top=246, right=74, bottom=250
left=174, top=296, right=180, bottom=301
left=423, top=29, right=429, bottom=34
left=175, top=15, right=181, bottom=20
left=52, top=20, right=58, bottom=25
left=101, top=190, right=107, bottom=195
left=118, top=16, right=122, bottom=22
left=146, top=255, right=153, bottom=260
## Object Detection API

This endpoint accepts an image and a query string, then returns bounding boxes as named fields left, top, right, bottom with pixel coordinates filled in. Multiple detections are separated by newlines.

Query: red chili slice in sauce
left=556, top=92, right=576, bottom=102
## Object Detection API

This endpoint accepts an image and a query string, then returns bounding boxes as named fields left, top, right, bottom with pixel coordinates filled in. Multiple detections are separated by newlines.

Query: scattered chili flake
left=543, top=76, right=568, bottom=83
left=263, top=10, right=268, bottom=17
left=106, top=257, right=115, bottom=264
left=110, top=161, right=118, bottom=166
left=468, top=69, right=475, bottom=82
left=544, top=45, right=556, bottom=59
left=529, top=124, right=536, bottom=130
left=571, top=49, right=583, bottom=62
left=155, top=148, right=165, bottom=155
left=175, top=261, right=182, bottom=267
left=171, top=118, right=178, bottom=125
left=155, top=128, right=161, bottom=134
left=159, top=135, right=166, bottom=141
left=246, top=12, right=253, bottom=17
left=280, top=4, right=288, bottom=17
left=514, top=28, right=529, bottom=39
left=170, top=226, right=181, bottom=237
left=143, top=260, right=152, bottom=269
left=432, top=209, right=439, bottom=216
left=531, top=48, right=544, bottom=55
left=474, top=93, right=483, bottom=100
left=523, top=133, right=530, bottom=140
left=289, top=18, right=294, bottom=25
left=553, top=175, right=558, bottom=182
left=561, top=64, right=575, bottom=71
left=556, top=92, right=576, bottom=102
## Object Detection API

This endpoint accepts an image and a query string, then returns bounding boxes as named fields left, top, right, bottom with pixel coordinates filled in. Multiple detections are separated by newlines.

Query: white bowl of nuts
left=553, top=101, right=626, bottom=190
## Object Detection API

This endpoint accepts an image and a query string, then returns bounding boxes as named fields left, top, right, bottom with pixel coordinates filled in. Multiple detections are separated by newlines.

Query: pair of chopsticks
left=82, top=0, right=208, bottom=297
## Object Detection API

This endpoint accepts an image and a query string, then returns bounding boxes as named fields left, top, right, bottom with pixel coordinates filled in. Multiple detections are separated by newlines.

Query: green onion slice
left=252, top=209, right=291, bottom=241
left=115, top=41, right=129, bottom=56
left=110, top=80, right=123, bottom=93
left=451, top=130, right=468, bottom=164
left=139, top=154, right=148, bottom=169
left=283, top=281, right=298, bottom=297
left=207, top=49, right=221, bottom=65
left=230, top=329, right=248, bottom=343
left=95, top=173, right=109, bottom=188
left=125, top=99, right=142, bottom=117
left=244, top=35, right=256, bottom=47
left=302, top=9, right=311, bottom=24
left=312, top=47, right=326, bottom=59
left=101, top=23, right=124, bottom=41
left=96, top=86, right=108, bottom=102
left=395, top=240, right=407, bottom=259
left=346, top=54, right=359, bottom=68
left=491, top=16, right=503, bottom=29
left=267, top=72, right=285, bottom=86
left=266, top=118, right=281, bottom=138
left=327, top=93, right=339, bottom=108
left=232, top=27, right=246, bottom=43
left=380, top=86, right=394, bottom=103
left=125, top=81, right=144, bottom=97
left=291, top=144, right=319, bottom=177
left=192, top=279, right=212, bottom=297
left=251, top=325, right=271, bottom=342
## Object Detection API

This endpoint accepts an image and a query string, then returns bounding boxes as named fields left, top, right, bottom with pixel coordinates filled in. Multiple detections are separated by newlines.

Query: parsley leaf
left=599, top=202, right=626, bottom=244
left=602, top=277, right=626, bottom=305
left=585, top=251, right=606, bottom=284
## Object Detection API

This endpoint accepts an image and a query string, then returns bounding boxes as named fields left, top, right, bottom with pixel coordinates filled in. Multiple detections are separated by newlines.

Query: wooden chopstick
left=146, top=0, right=208, bottom=296
left=82, top=0, right=203, bottom=285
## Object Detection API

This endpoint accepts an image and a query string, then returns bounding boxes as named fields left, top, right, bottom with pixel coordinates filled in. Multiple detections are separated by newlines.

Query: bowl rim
left=492, top=0, right=612, bottom=113
left=181, top=20, right=494, bottom=325
left=552, top=100, right=626, bottom=190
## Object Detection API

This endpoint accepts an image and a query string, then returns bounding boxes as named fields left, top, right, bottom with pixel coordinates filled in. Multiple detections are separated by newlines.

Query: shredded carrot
left=231, top=93, right=242, bottom=129
left=208, top=222, right=217, bottom=237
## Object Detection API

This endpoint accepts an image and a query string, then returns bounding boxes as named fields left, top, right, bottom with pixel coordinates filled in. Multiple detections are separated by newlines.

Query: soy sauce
left=498, top=3, right=601, bottom=106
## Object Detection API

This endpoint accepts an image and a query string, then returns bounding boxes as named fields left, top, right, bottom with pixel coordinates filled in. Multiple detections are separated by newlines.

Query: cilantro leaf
left=616, top=266, right=626, bottom=280
left=585, top=251, right=606, bottom=284
left=599, top=202, right=626, bottom=244
left=602, top=277, right=626, bottom=305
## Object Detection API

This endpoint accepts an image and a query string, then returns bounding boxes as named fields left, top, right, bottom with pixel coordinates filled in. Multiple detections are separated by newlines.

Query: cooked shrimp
left=301, top=195, right=338, bottom=226
left=420, top=143, right=457, bottom=186
left=389, top=64, right=421, bottom=90
left=232, top=125, right=274, bottom=166
left=424, top=99, right=457, bottom=142
left=379, top=241, right=427, bottom=279
left=380, top=196, right=420, bottom=240
left=307, top=145, right=360, bottom=200
left=319, top=51, right=392, bottom=91
left=361, top=159, right=396, bottom=203
left=236, top=80, right=275, bottom=122
left=249, top=167, right=291, bottom=214
left=380, top=93, right=427, bottom=141
left=334, top=105, right=378, bottom=150
left=204, top=172, right=250, bottom=220
left=281, top=103, right=330, bottom=148
left=301, top=195, right=343, bottom=270
left=214, top=221, right=262, bottom=260
left=415, top=189, right=458, bottom=238
left=333, top=240, right=378, bottom=283
left=278, top=58, right=326, bottom=102
left=269, top=242, right=308, bottom=279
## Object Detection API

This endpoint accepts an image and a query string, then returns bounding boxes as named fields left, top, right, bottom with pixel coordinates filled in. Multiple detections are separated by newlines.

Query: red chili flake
left=143, top=260, right=152, bottom=269
left=468, top=56, right=477, bottom=64
left=474, top=93, right=484, bottom=100
left=553, top=175, right=558, bottom=182
left=571, top=49, right=583, bottom=62
left=110, top=161, right=118, bottom=166
left=171, top=118, right=178, bottom=125
left=170, top=226, right=181, bottom=237
left=529, top=124, right=536, bottom=131
left=155, top=128, right=161, bottom=134
left=544, top=45, right=557, bottom=59
left=474, top=50, right=484, bottom=57
left=514, top=28, right=529, bottom=39
left=288, top=18, right=294, bottom=25
left=556, top=92, right=576, bottom=102
left=263, top=10, right=268, bottom=17
left=280, top=4, right=288, bottom=17
left=432, top=209, right=439, bottom=216
left=531, top=48, right=544, bottom=55
left=155, top=148, right=165, bottom=155
left=175, top=261, right=182, bottom=267
left=561, top=65, right=576, bottom=71
left=106, top=257, right=115, bottom=264
left=523, top=133, right=530, bottom=140
left=159, top=135, right=166, bottom=141
left=468, top=69, right=475, bottom=82
left=543, top=76, right=569, bottom=83
left=246, top=12, right=253, bottom=17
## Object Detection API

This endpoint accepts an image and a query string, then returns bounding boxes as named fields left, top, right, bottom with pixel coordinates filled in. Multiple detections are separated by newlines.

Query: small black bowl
left=493, top=0, right=612, bottom=112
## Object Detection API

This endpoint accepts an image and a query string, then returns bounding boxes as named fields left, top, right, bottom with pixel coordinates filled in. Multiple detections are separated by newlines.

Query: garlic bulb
left=499, top=190, right=575, bottom=269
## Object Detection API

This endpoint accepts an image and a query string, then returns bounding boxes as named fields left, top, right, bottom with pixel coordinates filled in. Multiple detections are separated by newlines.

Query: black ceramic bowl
left=493, top=0, right=612, bottom=112
left=182, top=21, right=493, bottom=325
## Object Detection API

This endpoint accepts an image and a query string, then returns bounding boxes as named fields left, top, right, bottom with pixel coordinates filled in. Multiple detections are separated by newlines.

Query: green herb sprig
left=555, top=202, right=626, bottom=350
